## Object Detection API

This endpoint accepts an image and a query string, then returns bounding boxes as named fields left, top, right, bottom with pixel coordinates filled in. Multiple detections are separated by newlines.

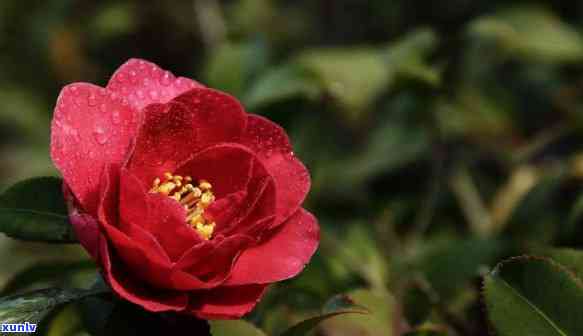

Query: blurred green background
left=2, top=0, right=583, bottom=335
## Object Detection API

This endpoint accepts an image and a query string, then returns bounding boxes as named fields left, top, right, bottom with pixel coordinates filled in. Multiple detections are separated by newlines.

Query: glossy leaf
left=540, top=248, right=583, bottom=280
left=484, top=256, right=583, bottom=335
left=0, top=177, right=75, bottom=243
left=0, top=287, right=105, bottom=326
left=1, top=260, right=96, bottom=296
left=319, top=289, right=401, bottom=336
left=279, top=293, right=369, bottom=336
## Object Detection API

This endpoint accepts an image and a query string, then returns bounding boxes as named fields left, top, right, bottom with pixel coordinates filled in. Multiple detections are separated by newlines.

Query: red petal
left=100, top=239, right=188, bottom=313
left=64, top=183, right=102, bottom=261
left=174, top=144, right=256, bottom=199
left=51, top=83, right=138, bottom=214
left=175, top=234, right=253, bottom=281
left=187, top=284, right=268, bottom=319
left=183, top=144, right=277, bottom=237
left=126, top=88, right=248, bottom=184
left=225, top=209, right=319, bottom=286
left=142, top=193, right=203, bottom=261
left=118, top=169, right=201, bottom=261
left=241, top=115, right=310, bottom=224
left=242, top=115, right=292, bottom=158
left=172, top=88, right=247, bottom=147
left=106, top=58, right=203, bottom=111
left=96, top=165, right=180, bottom=288
left=103, top=167, right=221, bottom=290
left=124, top=102, right=198, bottom=183
left=269, top=155, right=310, bottom=225
left=69, top=212, right=101, bottom=261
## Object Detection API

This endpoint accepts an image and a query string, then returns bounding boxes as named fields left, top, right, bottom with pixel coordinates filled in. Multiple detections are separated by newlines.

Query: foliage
left=2, top=0, right=583, bottom=335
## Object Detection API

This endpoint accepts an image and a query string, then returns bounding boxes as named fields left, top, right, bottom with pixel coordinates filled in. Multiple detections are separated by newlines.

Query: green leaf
left=1, top=260, right=96, bottom=296
left=205, top=41, right=268, bottom=98
left=210, top=320, right=267, bottom=336
left=483, top=256, right=583, bottom=336
left=322, top=225, right=388, bottom=291
left=244, top=65, right=321, bottom=109
left=0, top=287, right=105, bottom=325
left=0, top=177, right=76, bottom=243
left=504, top=168, right=565, bottom=243
left=540, top=248, right=583, bottom=281
left=468, top=5, right=583, bottom=64
left=297, top=47, right=391, bottom=123
left=384, top=28, right=441, bottom=86
left=279, top=293, right=369, bottom=336
left=410, top=237, right=504, bottom=298
left=318, top=289, right=399, bottom=336
left=44, top=304, right=84, bottom=336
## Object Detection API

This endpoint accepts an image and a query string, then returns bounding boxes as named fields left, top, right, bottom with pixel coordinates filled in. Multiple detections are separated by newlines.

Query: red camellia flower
left=50, top=59, right=319, bottom=319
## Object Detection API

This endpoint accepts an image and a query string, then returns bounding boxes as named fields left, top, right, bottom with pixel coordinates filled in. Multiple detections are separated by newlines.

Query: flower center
left=149, top=172, right=216, bottom=240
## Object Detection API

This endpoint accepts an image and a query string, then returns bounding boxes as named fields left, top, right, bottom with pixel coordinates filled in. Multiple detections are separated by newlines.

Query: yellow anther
left=151, top=173, right=215, bottom=240
left=157, top=182, right=177, bottom=195
left=199, top=193, right=214, bottom=208
left=188, top=212, right=203, bottom=225
left=180, top=187, right=202, bottom=205
left=199, top=180, right=212, bottom=191
left=195, top=222, right=215, bottom=240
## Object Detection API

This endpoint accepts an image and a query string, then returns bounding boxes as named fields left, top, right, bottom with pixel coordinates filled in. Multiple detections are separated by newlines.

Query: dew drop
left=149, top=90, right=159, bottom=100
left=116, top=73, right=127, bottom=83
left=87, top=93, right=98, bottom=106
left=160, top=71, right=172, bottom=86
left=136, top=90, right=145, bottom=99
left=111, top=110, right=121, bottom=124
left=93, top=126, right=109, bottom=145
left=129, top=70, right=139, bottom=84
left=99, top=103, right=108, bottom=113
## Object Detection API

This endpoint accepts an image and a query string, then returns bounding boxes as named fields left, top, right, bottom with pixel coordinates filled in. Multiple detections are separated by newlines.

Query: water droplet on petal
left=111, top=110, right=121, bottom=124
left=160, top=71, right=172, bottom=86
left=129, top=70, right=138, bottom=84
left=117, top=73, right=127, bottom=83
left=88, top=93, right=98, bottom=106
left=149, top=90, right=159, bottom=100
left=93, top=126, right=109, bottom=145
left=136, top=90, right=145, bottom=99
left=99, top=103, right=108, bottom=113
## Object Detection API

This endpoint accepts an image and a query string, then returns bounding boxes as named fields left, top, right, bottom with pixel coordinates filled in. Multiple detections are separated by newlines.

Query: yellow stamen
left=195, top=222, right=215, bottom=240
left=150, top=174, right=216, bottom=240
left=199, top=180, right=212, bottom=191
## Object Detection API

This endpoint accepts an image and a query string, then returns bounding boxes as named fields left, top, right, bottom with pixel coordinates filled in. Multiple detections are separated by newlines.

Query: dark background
left=2, top=1, right=583, bottom=335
